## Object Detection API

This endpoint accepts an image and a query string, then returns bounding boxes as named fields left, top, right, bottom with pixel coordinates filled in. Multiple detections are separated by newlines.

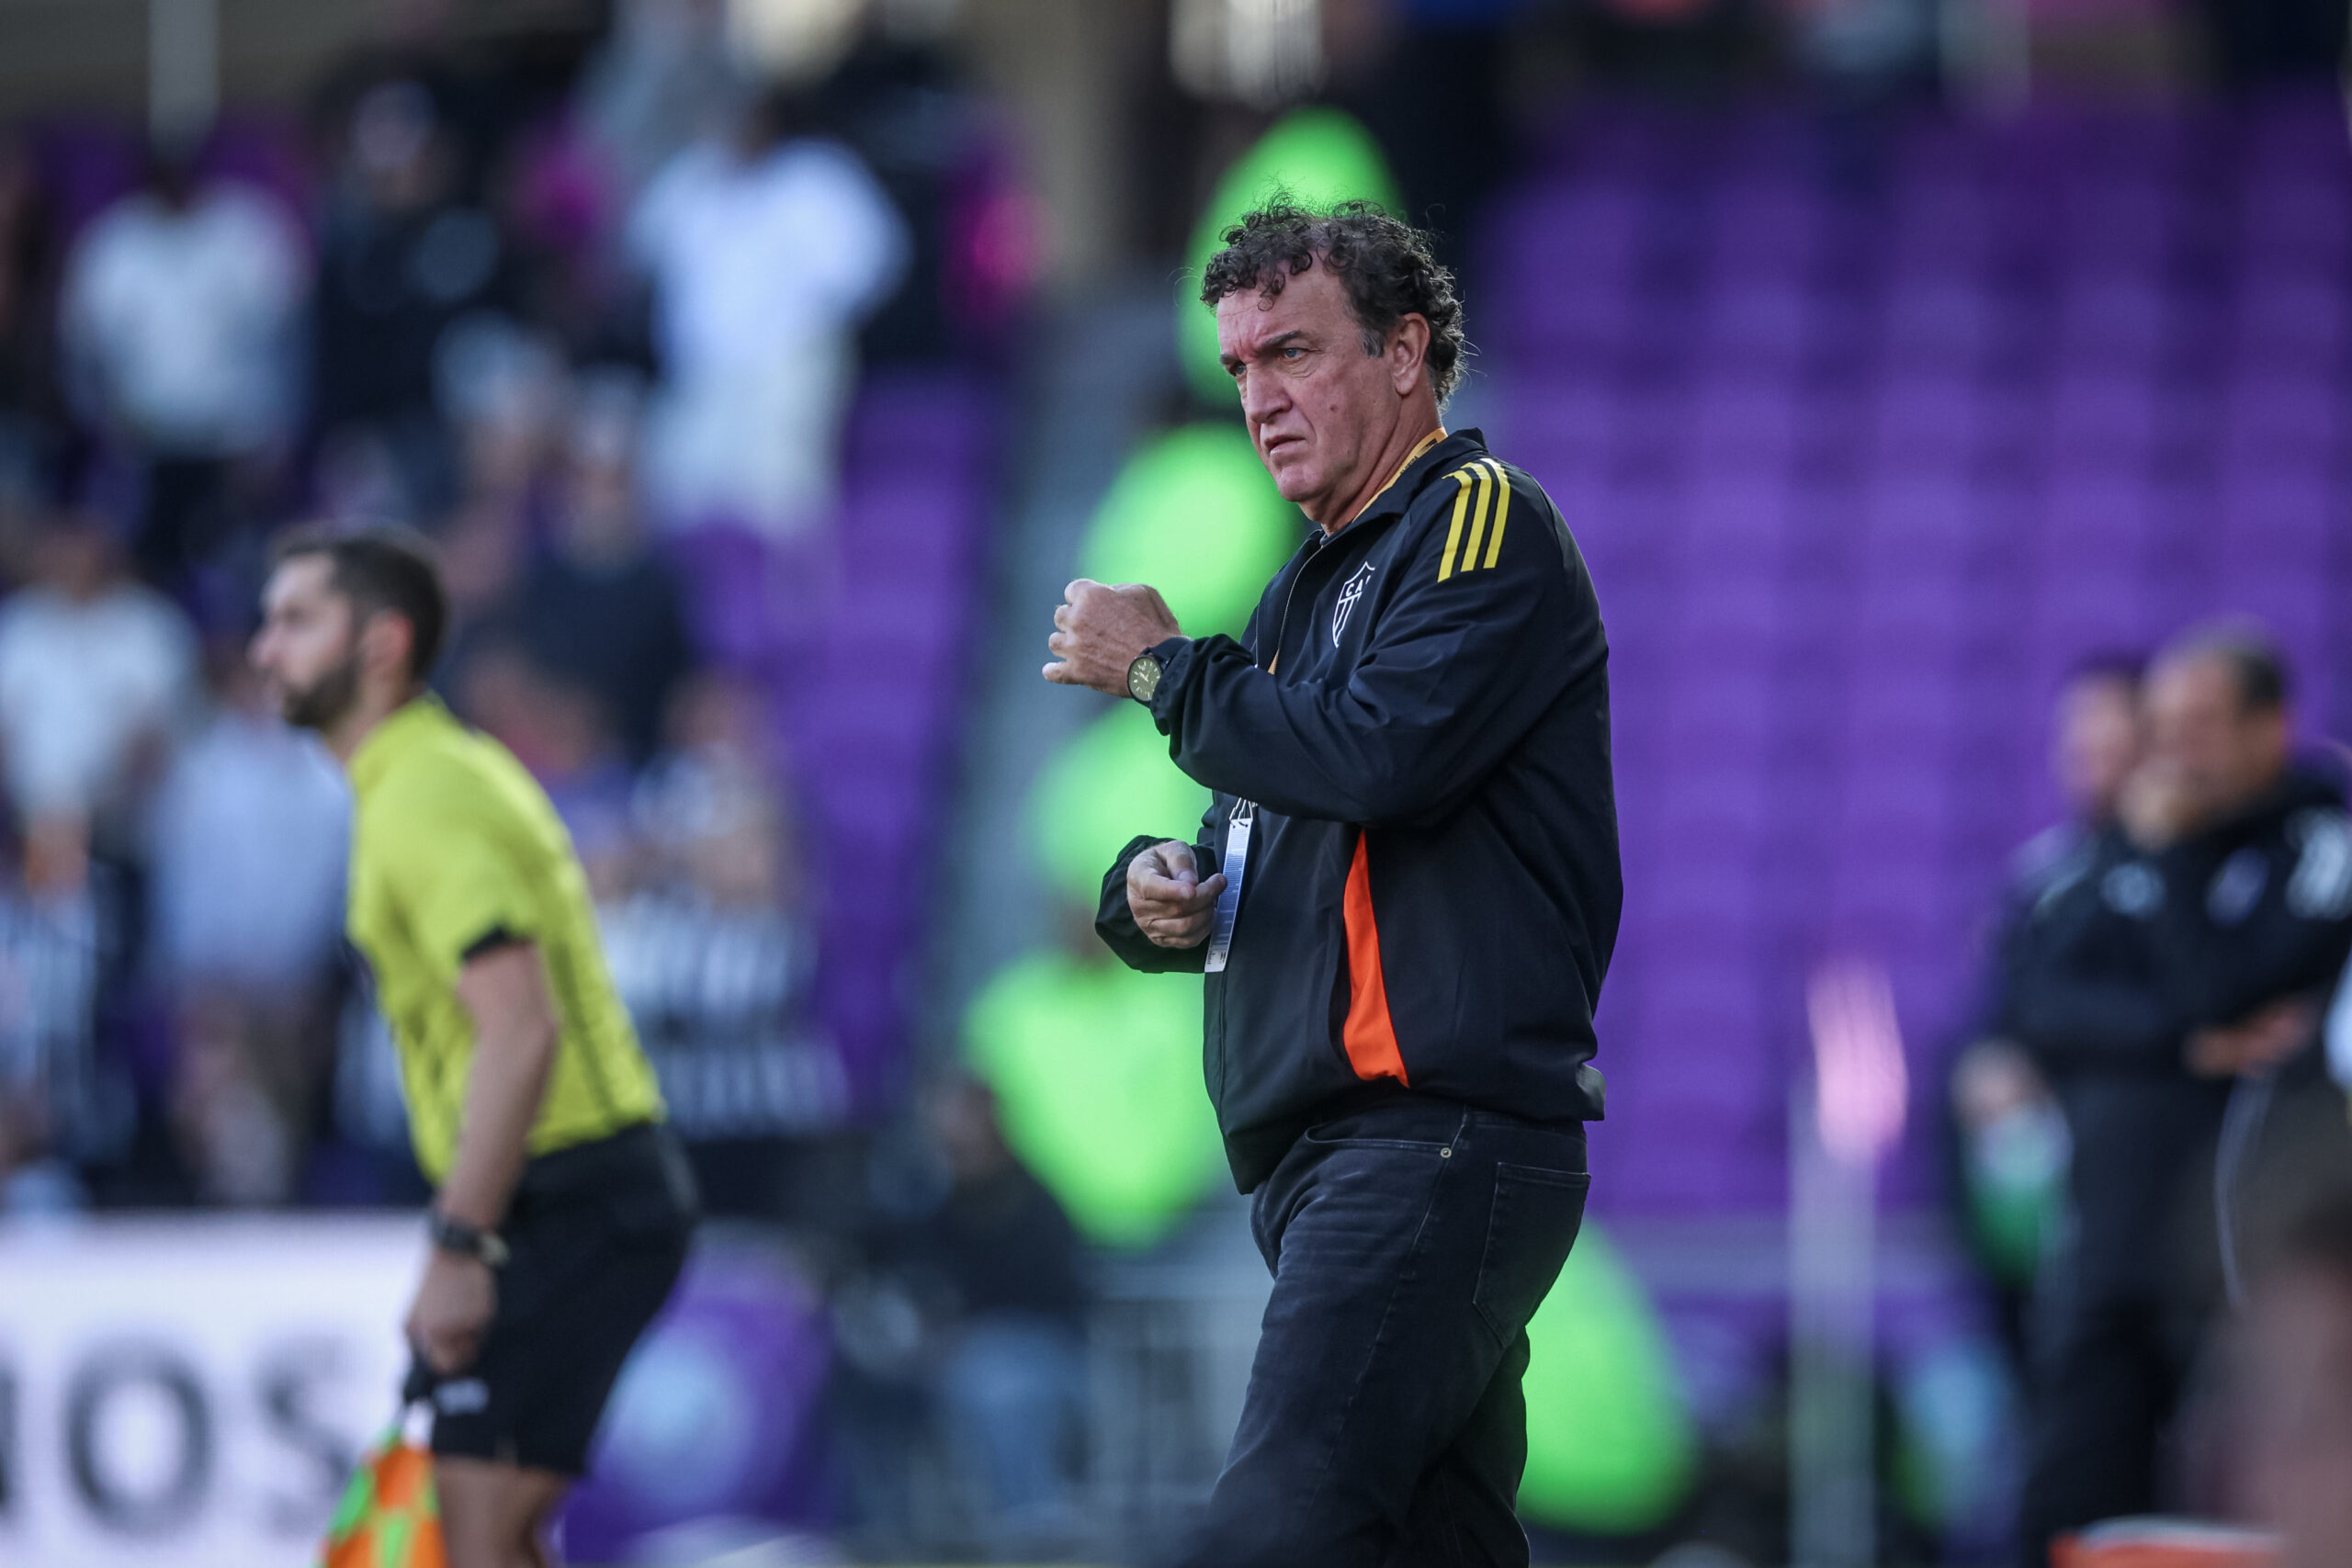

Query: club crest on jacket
left=1333, top=561, right=1374, bottom=645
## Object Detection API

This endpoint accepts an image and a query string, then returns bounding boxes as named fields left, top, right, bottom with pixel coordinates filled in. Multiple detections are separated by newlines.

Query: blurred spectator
left=58, top=149, right=307, bottom=587
left=628, top=85, right=906, bottom=536
left=2011, top=629, right=2352, bottom=1564
left=0, top=871, right=112, bottom=1208
left=308, top=0, right=508, bottom=205
left=604, top=671, right=825, bottom=1211
left=0, top=1078, right=84, bottom=1214
left=578, top=0, right=741, bottom=209
left=149, top=643, right=348, bottom=1204
left=312, top=77, right=516, bottom=520
left=504, top=368, right=694, bottom=762
left=1954, top=657, right=2143, bottom=1361
left=455, top=643, right=637, bottom=872
left=0, top=509, right=199, bottom=897
left=439, top=314, right=569, bottom=525
left=0, top=133, right=63, bottom=532
left=2234, top=1188, right=2352, bottom=1568
left=826, top=12, right=995, bottom=365
left=840, top=1078, right=1089, bottom=1561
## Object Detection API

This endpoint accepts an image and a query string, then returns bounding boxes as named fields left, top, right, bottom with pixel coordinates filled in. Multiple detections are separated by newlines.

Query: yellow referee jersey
left=346, top=696, right=662, bottom=1182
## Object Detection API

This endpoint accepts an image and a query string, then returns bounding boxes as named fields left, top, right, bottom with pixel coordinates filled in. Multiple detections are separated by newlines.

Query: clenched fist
left=1044, top=579, right=1182, bottom=697
left=1127, top=840, right=1227, bottom=949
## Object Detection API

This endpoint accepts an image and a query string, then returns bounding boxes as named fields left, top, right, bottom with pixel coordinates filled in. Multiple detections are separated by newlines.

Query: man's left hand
left=1045, top=579, right=1182, bottom=697
left=406, top=1248, right=497, bottom=1374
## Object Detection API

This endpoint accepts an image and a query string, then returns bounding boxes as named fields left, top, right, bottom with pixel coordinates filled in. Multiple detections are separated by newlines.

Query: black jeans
left=1179, top=1100, right=1589, bottom=1568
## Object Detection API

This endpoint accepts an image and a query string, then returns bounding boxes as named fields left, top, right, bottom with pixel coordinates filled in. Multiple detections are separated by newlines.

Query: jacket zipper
left=1263, top=531, right=1330, bottom=672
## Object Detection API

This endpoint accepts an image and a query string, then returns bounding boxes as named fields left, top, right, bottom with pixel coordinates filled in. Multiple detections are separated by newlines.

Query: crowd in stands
left=0, top=2, right=1009, bottom=1222
left=0, top=7, right=1095, bottom=1545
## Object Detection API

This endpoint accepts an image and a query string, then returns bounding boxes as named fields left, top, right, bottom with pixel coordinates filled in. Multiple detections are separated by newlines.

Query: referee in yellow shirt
left=252, top=526, right=695, bottom=1568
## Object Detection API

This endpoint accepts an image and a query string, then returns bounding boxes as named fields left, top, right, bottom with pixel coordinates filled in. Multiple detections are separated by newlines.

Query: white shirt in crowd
left=61, top=181, right=309, bottom=458
left=0, top=581, right=200, bottom=820
left=150, top=707, right=349, bottom=991
left=628, top=136, right=907, bottom=535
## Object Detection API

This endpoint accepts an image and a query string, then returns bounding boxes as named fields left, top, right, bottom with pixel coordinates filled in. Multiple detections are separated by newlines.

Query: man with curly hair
left=1045, top=200, right=1619, bottom=1565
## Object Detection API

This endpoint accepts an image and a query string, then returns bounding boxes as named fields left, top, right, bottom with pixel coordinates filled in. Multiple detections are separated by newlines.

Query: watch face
left=1128, top=655, right=1162, bottom=703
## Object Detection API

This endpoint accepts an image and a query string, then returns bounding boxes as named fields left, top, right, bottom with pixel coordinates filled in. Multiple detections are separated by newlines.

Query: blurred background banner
left=0, top=1217, right=413, bottom=1568
left=0, top=1222, right=833, bottom=1568
left=1, top=0, right=2350, bottom=1562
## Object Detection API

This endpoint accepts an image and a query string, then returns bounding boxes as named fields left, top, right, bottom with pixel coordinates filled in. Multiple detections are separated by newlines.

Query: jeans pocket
left=1472, top=1163, right=1591, bottom=1345
left=1302, top=1127, right=1453, bottom=1152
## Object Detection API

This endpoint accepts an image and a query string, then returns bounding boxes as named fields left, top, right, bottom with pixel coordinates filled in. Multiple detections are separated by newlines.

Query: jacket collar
left=1331, top=426, right=1489, bottom=541
left=2194, top=761, right=2347, bottom=846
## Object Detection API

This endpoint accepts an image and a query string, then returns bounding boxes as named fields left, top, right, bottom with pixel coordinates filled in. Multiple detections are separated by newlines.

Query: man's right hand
left=1127, top=840, right=1227, bottom=949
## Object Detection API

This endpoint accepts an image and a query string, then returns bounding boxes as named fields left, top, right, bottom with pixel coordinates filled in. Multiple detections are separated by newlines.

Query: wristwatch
left=1126, top=651, right=1165, bottom=704
left=428, top=1210, right=510, bottom=1269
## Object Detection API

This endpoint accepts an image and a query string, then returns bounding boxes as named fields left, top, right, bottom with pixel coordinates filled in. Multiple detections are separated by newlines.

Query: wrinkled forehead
left=1216, top=260, right=1348, bottom=357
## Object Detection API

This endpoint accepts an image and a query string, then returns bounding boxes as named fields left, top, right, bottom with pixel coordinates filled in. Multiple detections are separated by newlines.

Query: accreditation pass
left=1204, top=800, right=1253, bottom=974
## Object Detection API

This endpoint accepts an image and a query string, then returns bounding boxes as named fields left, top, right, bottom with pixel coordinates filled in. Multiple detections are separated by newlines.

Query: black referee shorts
left=414, top=1122, right=698, bottom=1476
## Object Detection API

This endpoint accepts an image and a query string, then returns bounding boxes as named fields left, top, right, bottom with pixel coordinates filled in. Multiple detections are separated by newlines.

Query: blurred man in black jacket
left=2012, top=628, right=2352, bottom=1564
left=1953, top=655, right=2145, bottom=1364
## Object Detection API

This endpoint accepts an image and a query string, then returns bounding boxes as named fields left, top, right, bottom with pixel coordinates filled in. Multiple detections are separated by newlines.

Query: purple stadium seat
left=2052, top=276, right=2174, bottom=367
left=2061, top=175, right=2182, bottom=269
left=2046, top=372, right=2165, bottom=462
left=1694, top=283, right=1815, bottom=369
left=1863, top=374, right=1984, bottom=467
left=2239, top=175, right=2352, bottom=264
left=1878, top=277, right=2000, bottom=368
left=1705, top=184, right=1826, bottom=281
left=2224, top=294, right=2348, bottom=381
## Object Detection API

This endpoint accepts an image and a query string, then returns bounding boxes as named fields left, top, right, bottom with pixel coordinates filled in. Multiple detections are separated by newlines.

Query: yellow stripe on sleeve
left=1480, top=460, right=1511, bottom=569
left=1437, top=468, right=1476, bottom=581
left=1462, top=464, right=1495, bottom=571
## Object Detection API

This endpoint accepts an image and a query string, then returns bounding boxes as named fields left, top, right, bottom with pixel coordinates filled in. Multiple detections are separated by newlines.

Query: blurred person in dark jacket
left=1953, top=656, right=2145, bottom=1362
left=2013, top=627, right=2352, bottom=1564
left=311, top=78, right=515, bottom=519
left=918, top=1077, right=1089, bottom=1559
left=0, top=133, right=64, bottom=529
left=838, top=1077, right=1087, bottom=1561
left=504, top=370, right=693, bottom=763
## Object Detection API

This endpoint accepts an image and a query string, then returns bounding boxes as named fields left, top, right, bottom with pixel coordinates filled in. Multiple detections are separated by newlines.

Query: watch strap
left=428, top=1210, right=510, bottom=1269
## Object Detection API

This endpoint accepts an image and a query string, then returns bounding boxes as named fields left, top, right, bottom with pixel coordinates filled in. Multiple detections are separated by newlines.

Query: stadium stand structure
left=1482, top=91, right=2352, bottom=1215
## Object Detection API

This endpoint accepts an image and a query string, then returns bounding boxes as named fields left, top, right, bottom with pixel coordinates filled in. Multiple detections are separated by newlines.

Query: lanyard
left=1204, top=799, right=1254, bottom=974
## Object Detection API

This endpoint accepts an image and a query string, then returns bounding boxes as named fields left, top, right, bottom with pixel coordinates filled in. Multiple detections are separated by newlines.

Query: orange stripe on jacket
left=1341, top=836, right=1409, bottom=1085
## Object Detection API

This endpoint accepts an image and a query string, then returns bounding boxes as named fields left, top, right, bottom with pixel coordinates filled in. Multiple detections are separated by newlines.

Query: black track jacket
left=1997, top=767, right=2352, bottom=1300
left=1095, top=428, right=1619, bottom=1192
left=2002, top=765, right=2352, bottom=1077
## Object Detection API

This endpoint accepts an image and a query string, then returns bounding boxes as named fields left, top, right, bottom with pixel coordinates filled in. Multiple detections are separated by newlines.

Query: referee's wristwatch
left=1126, top=650, right=1166, bottom=704
left=429, top=1210, right=510, bottom=1269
